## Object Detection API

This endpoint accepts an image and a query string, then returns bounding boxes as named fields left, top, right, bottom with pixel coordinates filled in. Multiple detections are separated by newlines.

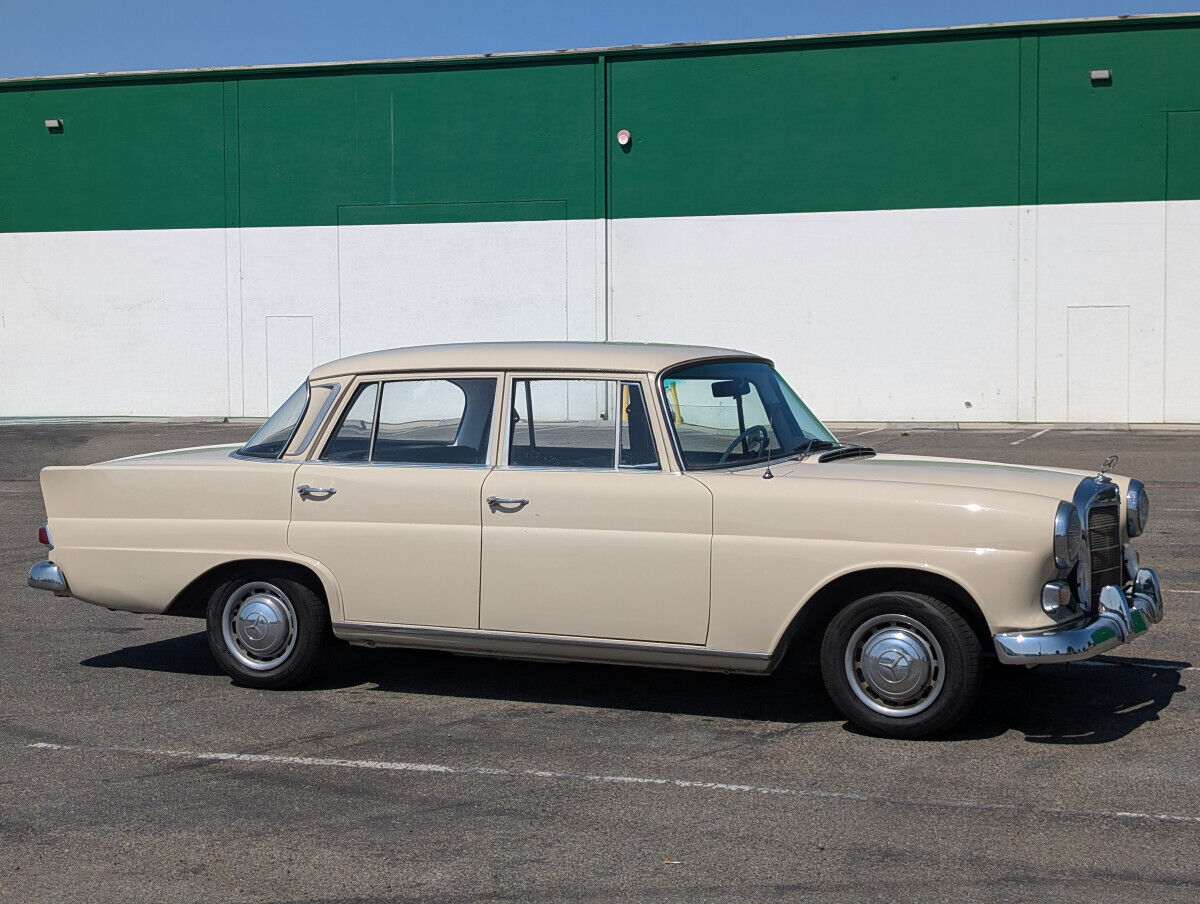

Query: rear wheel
left=819, top=591, right=981, bottom=738
left=205, top=570, right=331, bottom=688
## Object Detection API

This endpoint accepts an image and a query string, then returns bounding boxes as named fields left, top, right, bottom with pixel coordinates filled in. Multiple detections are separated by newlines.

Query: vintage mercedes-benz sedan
left=29, top=342, right=1163, bottom=737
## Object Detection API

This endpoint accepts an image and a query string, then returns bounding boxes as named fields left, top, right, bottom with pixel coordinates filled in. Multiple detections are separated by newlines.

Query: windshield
left=238, top=383, right=309, bottom=459
left=662, top=360, right=836, bottom=470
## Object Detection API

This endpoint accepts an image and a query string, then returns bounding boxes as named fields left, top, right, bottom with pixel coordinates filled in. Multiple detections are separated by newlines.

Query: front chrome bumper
left=28, top=561, right=70, bottom=596
left=993, top=568, right=1164, bottom=665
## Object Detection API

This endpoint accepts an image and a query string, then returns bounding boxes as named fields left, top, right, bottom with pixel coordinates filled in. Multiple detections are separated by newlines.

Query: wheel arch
left=164, top=557, right=341, bottom=621
left=770, top=566, right=992, bottom=670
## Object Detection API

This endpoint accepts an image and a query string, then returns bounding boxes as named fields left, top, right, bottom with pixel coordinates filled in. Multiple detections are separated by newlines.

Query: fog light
left=1123, top=544, right=1140, bottom=583
left=1041, top=580, right=1073, bottom=618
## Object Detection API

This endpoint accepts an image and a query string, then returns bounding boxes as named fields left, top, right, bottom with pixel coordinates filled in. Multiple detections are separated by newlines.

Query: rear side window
left=509, top=379, right=659, bottom=470
left=321, top=378, right=496, bottom=465
left=374, top=379, right=495, bottom=465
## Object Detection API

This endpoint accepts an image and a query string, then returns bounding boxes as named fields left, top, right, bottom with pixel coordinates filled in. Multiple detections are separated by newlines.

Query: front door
left=288, top=373, right=500, bottom=627
left=479, top=375, right=712, bottom=644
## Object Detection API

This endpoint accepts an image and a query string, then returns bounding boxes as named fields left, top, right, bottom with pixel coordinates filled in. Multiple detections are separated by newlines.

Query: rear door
left=288, top=373, right=501, bottom=627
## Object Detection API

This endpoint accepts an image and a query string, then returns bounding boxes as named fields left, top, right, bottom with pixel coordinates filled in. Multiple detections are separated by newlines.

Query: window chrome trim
left=231, top=381, right=311, bottom=461
left=291, top=382, right=341, bottom=457
left=305, top=460, right=493, bottom=471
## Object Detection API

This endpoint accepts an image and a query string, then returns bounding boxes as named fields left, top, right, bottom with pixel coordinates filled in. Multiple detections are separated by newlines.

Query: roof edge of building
left=4, top=12, right=1199, bottom=87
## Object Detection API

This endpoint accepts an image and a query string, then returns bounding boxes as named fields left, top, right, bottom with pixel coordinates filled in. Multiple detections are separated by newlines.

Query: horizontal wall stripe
left=337, top=200, right=568, bottom=226
left=3, top=19, right=1200, bottom=233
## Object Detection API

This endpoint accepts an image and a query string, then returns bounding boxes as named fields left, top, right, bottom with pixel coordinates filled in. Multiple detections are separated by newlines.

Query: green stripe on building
left=3, top=15, right=1200, bottom=233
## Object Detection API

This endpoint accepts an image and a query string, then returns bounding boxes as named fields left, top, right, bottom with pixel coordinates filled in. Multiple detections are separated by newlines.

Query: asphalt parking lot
left=1, top=421, right=1197, bottom=903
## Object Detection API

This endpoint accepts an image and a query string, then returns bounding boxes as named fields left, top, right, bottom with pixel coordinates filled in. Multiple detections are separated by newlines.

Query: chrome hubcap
left=222, top=582, right=297, bottom=671
left=845, top=614, right=944, bottom=717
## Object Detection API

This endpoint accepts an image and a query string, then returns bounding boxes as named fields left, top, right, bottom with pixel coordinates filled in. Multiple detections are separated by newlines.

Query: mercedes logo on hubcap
left=242, top=609, right=269, bottom=642
left=876, top=649, right=910, bottom=683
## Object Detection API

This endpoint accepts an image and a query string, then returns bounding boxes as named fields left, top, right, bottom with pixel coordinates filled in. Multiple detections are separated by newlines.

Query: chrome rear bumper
left=993, top=568, right=1163, bottom=665
left=28, top=561, right=70, bottom=596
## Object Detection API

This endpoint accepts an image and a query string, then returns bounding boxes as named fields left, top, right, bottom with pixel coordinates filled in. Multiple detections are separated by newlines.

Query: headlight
left=1054, top=501, right=1083, bottom=569
left=1127, top=479, right=1149, bottom=537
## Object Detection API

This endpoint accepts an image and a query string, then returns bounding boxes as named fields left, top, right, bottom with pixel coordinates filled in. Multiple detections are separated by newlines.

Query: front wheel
left=206, top=570, right=332, bottom=689
left=819, top=591, right=981, bottom=738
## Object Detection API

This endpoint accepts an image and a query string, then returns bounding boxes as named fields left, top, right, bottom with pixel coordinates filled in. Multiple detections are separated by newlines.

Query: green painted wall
left=3, top=18, right=1200, bottom=233
left=1038, top=26, right=1200, bottom=204
left=0, top=79, right=226, bottom=231
left=236, top=62, right=599, bottom=227
left=608, top=38, right=1021, bottom=218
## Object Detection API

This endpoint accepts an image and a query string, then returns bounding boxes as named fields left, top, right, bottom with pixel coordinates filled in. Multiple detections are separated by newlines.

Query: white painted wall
left=0, top=228, right=230, bottom=417
left=3, top=201, right=1199, bottom=421
left=612, top=207, right=1022, bottom=422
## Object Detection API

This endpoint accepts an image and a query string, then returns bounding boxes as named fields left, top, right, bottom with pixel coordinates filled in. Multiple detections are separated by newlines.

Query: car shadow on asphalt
left=81, top=628, right=224, bottom=677
left=960, top=656, right=1188, bottom=744
left=82, top=631, right=1188, bottom=743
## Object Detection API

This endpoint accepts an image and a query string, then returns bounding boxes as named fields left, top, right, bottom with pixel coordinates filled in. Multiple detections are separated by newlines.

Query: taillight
left=38, top=524, right=51, bottom=547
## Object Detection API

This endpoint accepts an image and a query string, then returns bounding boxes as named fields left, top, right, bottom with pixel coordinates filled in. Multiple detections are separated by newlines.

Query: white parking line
left=1168, top=589, right=1200, bottom=594
left=1009, top=427, right=1052, bottom=446
left=26, top=741, right=1200, bottom=826
left=846, top=426, right=886, bottom=436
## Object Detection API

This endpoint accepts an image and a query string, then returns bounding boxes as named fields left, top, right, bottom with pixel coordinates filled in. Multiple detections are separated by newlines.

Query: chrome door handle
left=297, top=485, right=337, bottom=499
left=486, top=496, right=529, bottom=509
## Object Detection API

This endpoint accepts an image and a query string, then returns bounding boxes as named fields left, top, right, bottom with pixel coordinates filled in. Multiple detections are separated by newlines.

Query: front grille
left=1088, top=502, right=1123, bottom=610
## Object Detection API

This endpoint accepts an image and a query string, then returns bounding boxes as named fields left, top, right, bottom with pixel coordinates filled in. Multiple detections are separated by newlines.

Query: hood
left=767, top=452, right=1094, bottom=501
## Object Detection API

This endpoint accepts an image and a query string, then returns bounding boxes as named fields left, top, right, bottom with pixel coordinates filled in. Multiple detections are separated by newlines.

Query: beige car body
left=36, top=342, right=1149, bottom=673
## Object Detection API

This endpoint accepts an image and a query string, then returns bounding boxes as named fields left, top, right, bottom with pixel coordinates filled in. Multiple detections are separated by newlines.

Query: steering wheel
left=718, top=424, right=771, bottom=464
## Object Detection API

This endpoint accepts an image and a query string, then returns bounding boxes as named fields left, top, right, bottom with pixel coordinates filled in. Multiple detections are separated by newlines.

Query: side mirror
left=711, top=378, right=749, bottom=399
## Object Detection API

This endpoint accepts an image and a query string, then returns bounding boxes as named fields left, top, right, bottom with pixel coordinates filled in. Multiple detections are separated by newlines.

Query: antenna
left=763, top=444, right=774, bottom=479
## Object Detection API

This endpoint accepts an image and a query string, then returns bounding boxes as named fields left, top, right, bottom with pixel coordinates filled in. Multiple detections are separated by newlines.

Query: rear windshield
left=238, top=383, right=308, bottom=459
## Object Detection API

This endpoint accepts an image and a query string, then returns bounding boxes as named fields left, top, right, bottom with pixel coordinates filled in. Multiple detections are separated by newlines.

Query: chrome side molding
left=331, top=621, right=774, bottom=675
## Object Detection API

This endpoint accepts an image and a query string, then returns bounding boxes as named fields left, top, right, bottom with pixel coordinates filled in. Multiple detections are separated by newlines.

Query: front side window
left=509, top=379, right=659, bottom=470
left=239, top=383, right=308, bottom=459
left=321, top=378, right=496, bottom=465
left=663, top=360, right=835, bottom=470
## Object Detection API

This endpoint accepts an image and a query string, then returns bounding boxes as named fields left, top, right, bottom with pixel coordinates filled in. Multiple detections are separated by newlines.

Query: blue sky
left=1, top=1, right=1196, bottom=78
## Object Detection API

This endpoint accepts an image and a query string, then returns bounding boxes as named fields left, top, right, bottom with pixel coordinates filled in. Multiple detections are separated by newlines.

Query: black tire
left=819, top=591, right=981, bottom=738
left=205, top=569, right=332, bottom=689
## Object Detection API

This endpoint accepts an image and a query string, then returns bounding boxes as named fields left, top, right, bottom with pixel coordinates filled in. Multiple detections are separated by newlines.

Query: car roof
left=307, top=341, right=765, bottom=380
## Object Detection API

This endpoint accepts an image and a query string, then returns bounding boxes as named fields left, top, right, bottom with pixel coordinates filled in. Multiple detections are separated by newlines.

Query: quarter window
left=323, top=382, right=378, bottom=462
left=238, top=382, right=309, bottom=459
left=509, top=379, right=659, bottom=470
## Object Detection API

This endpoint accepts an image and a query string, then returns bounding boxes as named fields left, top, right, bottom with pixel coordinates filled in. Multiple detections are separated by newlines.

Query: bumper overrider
left=28, top=561, right=70, bottom=596
left=993, top=568, right=1164, bottom=664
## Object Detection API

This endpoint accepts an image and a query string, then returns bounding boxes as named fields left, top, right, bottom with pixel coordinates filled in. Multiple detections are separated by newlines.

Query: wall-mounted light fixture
left=44, top=118, right=63, bottom=131
left=1089, top=69, right=1112, bottom=85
